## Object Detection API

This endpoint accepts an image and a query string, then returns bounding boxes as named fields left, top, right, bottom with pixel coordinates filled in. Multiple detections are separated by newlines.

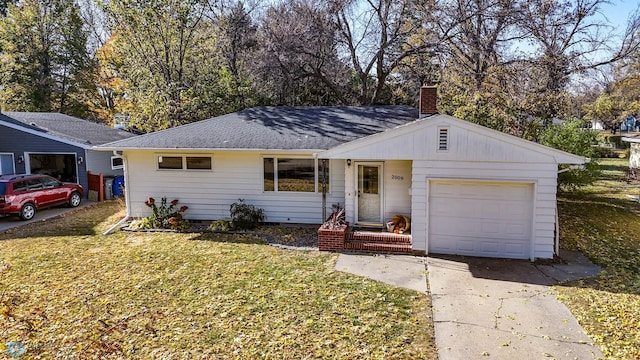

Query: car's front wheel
left=68, top=192, right=81, bottom=208
left=20, top=203, right=35, bottom=221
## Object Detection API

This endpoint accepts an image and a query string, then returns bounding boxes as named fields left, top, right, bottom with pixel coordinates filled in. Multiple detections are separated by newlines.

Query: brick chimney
left=419, top=85, right=437, bottom=117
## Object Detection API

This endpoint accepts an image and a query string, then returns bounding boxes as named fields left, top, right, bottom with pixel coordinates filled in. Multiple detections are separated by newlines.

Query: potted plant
left=318, top=204, right=348, bottom=251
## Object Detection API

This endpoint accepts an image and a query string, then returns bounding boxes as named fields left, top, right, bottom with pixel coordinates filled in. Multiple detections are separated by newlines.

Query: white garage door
left=428, top=180, right=533, bottom=259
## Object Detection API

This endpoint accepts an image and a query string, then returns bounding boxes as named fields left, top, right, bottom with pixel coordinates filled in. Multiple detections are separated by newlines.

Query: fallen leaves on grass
left=0, top=202, right=436, bottom=359
left=556, top=158, right=640, bottom=359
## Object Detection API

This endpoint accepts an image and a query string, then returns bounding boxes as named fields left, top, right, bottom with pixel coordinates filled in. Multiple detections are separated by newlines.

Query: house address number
left=391, top=175, right=404, bottom=180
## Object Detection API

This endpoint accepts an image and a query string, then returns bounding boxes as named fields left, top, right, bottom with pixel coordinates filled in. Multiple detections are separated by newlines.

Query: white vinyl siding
left=124, top=150, right=344, bottom=224
left=383, top=161, right=412, bottom=222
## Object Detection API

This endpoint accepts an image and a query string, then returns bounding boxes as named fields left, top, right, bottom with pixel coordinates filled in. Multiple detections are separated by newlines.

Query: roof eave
left=0, top=119, right=91, bottom=149
left=94, top=146, right=328, bottom=153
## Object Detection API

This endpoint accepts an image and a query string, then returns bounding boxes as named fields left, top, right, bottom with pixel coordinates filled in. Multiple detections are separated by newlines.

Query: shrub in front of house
left=229, top=199, right=265, bottom=230
left=130, top=197, right=189, bottom=231
left=206, top=200, right=265, bottom=232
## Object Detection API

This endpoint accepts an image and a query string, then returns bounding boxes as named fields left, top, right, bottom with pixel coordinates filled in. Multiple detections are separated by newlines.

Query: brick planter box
left=318, top=224, right=348, bottom=251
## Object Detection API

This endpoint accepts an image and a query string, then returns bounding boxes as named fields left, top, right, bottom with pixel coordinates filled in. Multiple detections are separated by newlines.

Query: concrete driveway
left=0, top=200, right=96, bottom=232
left=335, top=251, right=603, bottom=359
left=428, top=254, right=604, bottom=360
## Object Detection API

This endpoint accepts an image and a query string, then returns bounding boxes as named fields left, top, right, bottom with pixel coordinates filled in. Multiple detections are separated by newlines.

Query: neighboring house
left=622, top=135, right=640, bottom=168
left=0, top=112, right=136, bottom=193
left=96, top=86, right=586, bottom=260
left=591, top=120, right=605, bottom=131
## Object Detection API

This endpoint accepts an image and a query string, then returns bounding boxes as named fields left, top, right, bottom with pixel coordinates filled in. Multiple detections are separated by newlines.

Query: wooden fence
left=87, top=171, right=104, bottom=202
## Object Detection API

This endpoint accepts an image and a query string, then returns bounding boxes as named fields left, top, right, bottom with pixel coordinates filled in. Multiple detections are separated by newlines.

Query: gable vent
left=438, top=127, right=449, bottom=151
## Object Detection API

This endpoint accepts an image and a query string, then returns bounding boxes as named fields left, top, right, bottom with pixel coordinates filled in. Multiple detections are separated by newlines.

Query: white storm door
left=356, top=163, right=383, bottom=224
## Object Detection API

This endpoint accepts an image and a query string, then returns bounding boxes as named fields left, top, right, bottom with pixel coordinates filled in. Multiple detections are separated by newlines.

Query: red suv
left=0, top=174, right=83, bottom=221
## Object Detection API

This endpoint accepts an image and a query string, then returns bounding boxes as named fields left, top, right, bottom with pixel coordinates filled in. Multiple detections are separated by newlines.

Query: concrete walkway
left=335, top=253, right=428, bottom=292
left=335, top=251, right=603, bottom=360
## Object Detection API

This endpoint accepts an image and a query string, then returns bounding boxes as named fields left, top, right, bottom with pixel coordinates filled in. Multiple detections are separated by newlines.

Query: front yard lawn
left=557, top=158, right=640, bottom=359
left=0, top=203, right=435, bottom=359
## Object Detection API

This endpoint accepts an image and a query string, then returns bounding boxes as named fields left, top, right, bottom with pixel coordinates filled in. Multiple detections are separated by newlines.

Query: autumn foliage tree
left=0, top=0, right=94, bottom=116
left=101, top=0, right=227, bottom=131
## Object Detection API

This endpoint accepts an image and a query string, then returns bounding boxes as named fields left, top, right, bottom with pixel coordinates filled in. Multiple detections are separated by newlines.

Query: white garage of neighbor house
left=622, top=135, right=640, bottom=169
left=96, top=86, right=586, bottom=260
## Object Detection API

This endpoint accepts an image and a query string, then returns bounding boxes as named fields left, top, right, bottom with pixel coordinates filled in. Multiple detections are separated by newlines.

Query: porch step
left=347, top=231, right=411, bottom=244
left=344, top=241, right=412, bottom=254
left=344, top=231, right=412, bottom=254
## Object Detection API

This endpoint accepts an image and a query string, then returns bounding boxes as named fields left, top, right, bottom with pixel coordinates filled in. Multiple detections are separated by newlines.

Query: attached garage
left=27, top=153, right=79, bottom=183
left=320, top=110, right=587, bottom=260
left=0, top=112, right=135, bottom=194
left=428, top=180, right=533, bottom=259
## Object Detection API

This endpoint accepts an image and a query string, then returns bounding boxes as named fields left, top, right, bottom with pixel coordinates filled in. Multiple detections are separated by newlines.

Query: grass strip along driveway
left=556, top=158, right=640, bottom=359
left=0, top=203, right=435, bottom=359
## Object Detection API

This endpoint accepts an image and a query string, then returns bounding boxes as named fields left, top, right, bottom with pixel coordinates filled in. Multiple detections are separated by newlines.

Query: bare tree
left=437, top=0, right=521, bottom=91
left=258, top=0, right=351, bottom=105
left=520, top=0, right=640, bottom=93
left=329, top=0, right=438, bottom=104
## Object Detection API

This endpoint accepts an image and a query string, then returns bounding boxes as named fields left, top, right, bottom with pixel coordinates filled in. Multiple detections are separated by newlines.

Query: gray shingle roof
left=97, top=106, right=420, bottom=150
left=0, top=112, right=136, bottom=146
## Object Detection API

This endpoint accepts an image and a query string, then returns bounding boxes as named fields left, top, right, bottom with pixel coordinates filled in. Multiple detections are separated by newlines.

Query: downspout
left=554, top=204, right=560, bottom=256
left=103, top=151, right=130, bottom=235
left=314, top=153, right=328, bottom=222
left=322, top=159, right=327, bottom=221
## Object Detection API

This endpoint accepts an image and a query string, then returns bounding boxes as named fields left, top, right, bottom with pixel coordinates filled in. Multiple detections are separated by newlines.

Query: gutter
left=557, top=163, right=586, bottom=174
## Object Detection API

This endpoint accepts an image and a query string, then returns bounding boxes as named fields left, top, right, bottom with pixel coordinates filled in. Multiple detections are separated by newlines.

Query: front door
left=0, top=154, right=14, bottom=175
left=357, top=163, right=383, bottom=224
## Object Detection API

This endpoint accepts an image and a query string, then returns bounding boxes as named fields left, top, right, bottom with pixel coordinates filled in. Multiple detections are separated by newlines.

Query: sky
left=600, top=0, right=639, bottom=33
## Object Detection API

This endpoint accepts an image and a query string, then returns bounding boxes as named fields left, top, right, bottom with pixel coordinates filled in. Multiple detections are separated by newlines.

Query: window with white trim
left=111, top=156, right=124, bottom=170
left=186, top=156, right=211, bottom=170
left=263, top=157, right=329, bottom=192
left=157, top=155, right=212, bottom=170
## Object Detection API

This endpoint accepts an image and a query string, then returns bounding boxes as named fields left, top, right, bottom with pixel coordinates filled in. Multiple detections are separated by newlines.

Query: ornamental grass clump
left=320, top=203, right=346, bottom=230
left=139, top=197, right=189, bottom=230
